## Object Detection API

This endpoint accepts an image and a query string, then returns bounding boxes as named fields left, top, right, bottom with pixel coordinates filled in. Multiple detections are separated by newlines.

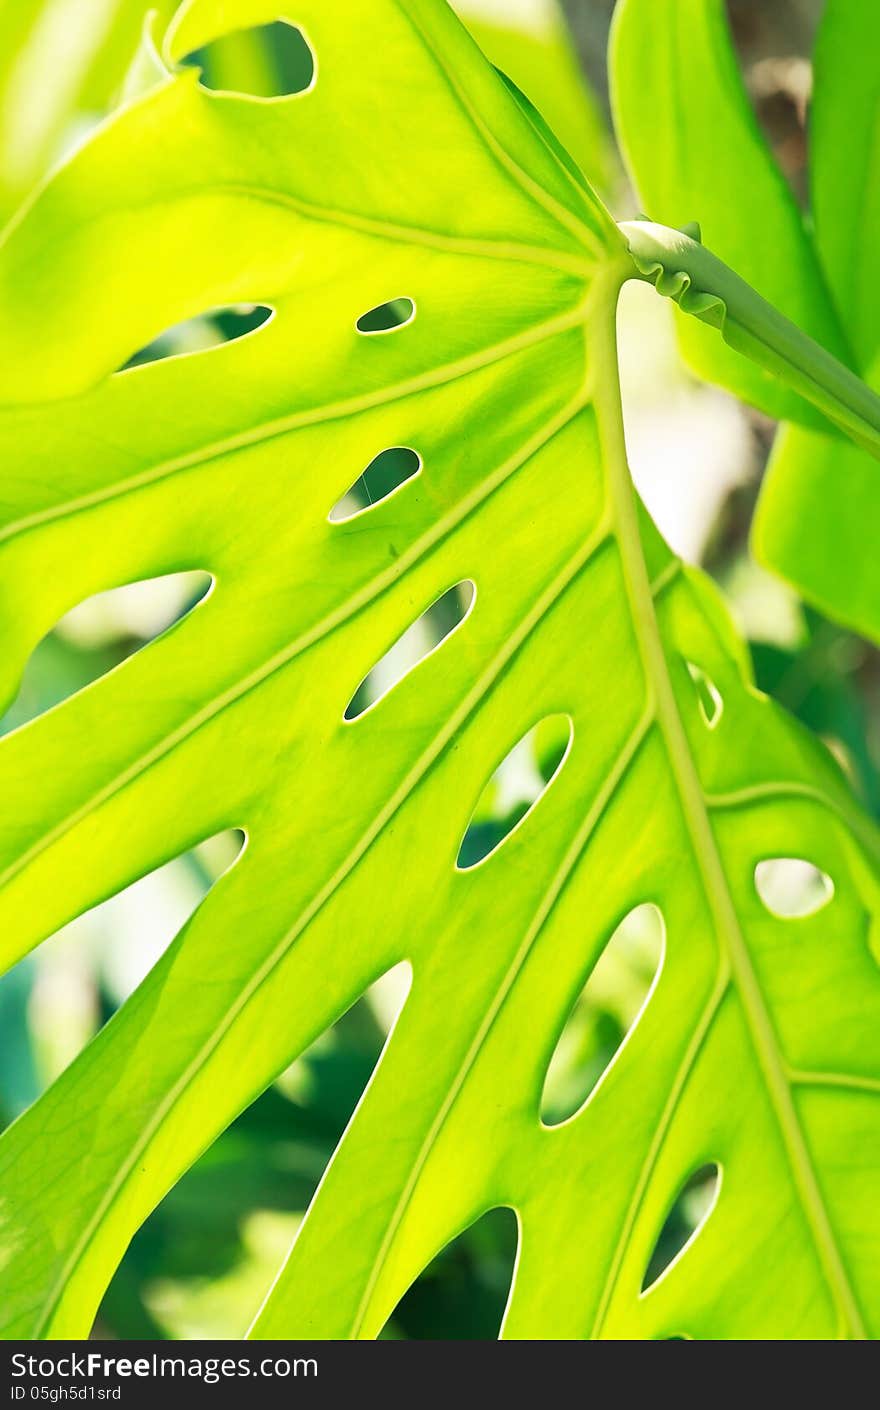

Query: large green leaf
left=610, top=0, right=880, bottom=643
left=1, top=0, right=879, bottom=1341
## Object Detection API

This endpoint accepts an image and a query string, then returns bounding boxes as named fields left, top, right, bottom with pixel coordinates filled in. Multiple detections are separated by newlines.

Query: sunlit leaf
left=0, top=0, right=878, bottom=1345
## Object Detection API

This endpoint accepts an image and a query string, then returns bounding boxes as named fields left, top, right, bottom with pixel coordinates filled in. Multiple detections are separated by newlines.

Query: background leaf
left=0, top=0, right=178, bottom=222
left=752, top=0, right=880, bottom=642
left=610, top=0, right=848, bottom=422
left=611, top=0, right=880, bottom=642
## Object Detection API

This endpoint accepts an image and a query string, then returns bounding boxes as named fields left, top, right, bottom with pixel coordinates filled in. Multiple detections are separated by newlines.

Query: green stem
left=619, top=219, right=880, bottom=460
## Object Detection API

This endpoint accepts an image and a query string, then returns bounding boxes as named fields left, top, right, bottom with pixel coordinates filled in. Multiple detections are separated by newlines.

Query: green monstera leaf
left=2, top=0, right=880, bottom=1342
left=611, top=0, right=880, bottom=643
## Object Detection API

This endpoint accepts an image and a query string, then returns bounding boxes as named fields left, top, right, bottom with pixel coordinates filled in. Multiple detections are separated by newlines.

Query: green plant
left=0, top=0, right=878, bottom=1341
left=611, top=0, right=880, bottom=643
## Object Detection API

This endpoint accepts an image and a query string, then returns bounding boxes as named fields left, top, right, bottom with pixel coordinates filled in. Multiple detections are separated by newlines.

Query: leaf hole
left=457, top=715, right=573, bottom=871
left=344, top=582, right=475, bottom=722
left=119, top=305, right=273, bottom=372
left=642, top=1164, right=720, bottom=1294
left=100, top=961, right=411, bottom=1339
left=181, top=21, right=316, bottom=98
left=541, top=903, right=664, bottom=1125
left=1, top=572, right=212, bottom=735
left=328, top=448, right=422, bottom=523
left=754, top=858, right=834, bottom=918
left=356, top=298, right=416, bottom=335
left=6, top=830, right=244, bottom=1093
left=380, top=1208, right=518, bottom=1340
left=686, top=662, right=722, bottom=728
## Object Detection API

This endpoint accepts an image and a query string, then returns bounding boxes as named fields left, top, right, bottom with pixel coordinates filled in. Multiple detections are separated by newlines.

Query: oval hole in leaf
left=328, top=447, right=422, bottom=523
left=344, top=582, right=475, bottom=722
left=642, top=1164, right=720, bottom=1293
left=541, top=903, right=664, bottom=1125
left=457, top=715, right=573, bottom=871
left=1, top=572, right=212, bottom=735
left=120, top=305, right=273, bottom=372
left=181, top=21, right=316, bottom=98
left=686, top=661, right=722, bottom=727
left=754, top=858, right=834, bottom=918
left=356, top=298, right=416, bottom=335
left=380, top=1208, right=518, bottom=1340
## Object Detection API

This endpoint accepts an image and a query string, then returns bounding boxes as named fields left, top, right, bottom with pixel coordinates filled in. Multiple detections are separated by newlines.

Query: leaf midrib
left=591, top=271, right=868, bottom=1340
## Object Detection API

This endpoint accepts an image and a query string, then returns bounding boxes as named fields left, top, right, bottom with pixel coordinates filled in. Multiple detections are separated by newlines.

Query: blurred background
left=0, top=0, right=876, bottom=1339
